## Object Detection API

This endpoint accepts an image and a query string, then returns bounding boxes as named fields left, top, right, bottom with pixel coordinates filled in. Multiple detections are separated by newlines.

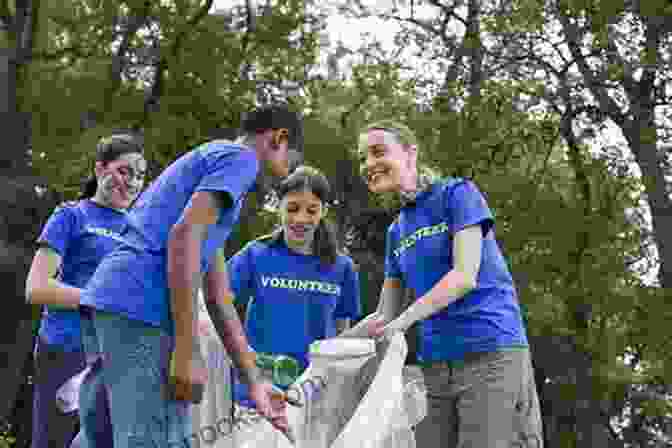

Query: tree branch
left=0, top=0, right=12, bottom=31
left=13, top=0, right=37, bottom=65
left=558, top=11, right=626, bottom=128
left=135, top=0, right=215, bottom=130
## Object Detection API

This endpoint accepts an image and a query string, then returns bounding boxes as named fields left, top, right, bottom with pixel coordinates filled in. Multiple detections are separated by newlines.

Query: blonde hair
left=362, top=120, right=418, bottom=148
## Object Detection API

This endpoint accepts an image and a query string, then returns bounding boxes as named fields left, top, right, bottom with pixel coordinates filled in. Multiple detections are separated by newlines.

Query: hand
left=168, top=347, right=208, bottom=404
left=366, top=314, right=389, bottom=338
left=372, top=318, right=405, bottom=340
left=249, top=381, right=292, bottom=439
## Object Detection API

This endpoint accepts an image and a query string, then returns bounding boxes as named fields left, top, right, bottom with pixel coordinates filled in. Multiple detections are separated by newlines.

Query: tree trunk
left=0, top=0, right=43, bottom=423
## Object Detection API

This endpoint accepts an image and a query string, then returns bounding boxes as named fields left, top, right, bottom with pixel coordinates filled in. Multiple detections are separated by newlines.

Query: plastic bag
left=194, top=323, right=427, bottom=448
left=55, top=366, right=91, bottom=414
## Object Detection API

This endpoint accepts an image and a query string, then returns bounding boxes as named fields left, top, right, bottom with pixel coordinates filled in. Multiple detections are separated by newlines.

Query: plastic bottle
left=254, top=352, right=301, bottom=387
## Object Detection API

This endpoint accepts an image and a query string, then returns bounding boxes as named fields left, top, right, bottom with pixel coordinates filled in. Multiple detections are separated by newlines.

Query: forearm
left=376, top=279, right=404, bottom=323
left=26, top=279, right=80, bottom=308
left=340, top=279, right=404, bottom=338
left=203, top=251, right=261, bottom=385
left=204, top=298, right=261, bottom=384
left=394, top=269, right=475, bottom=331
left=167, top=227, right=202, bottom=353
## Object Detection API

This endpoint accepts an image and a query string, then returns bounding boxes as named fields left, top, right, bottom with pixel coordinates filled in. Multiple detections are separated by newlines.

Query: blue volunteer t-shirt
left=37, top=200, right=130, bottom=352
left=385, top=178, right=528, bottom=363
left=229, top=236, right=361, bottom=405
left=80, top=141, right=259, bottom=332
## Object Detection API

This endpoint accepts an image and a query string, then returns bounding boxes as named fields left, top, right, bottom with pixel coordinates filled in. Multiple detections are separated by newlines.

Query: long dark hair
left=275, top=166, right=339, bottom=265
left=80, top=134, right=144, bottom=199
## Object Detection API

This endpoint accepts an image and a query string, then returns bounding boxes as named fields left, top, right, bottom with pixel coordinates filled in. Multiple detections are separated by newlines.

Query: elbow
left=167, top=223, right=195, bottom=260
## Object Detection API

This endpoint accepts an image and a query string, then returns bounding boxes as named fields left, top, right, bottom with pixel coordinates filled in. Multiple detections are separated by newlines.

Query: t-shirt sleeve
left=195, top=144, right=259, bottom=208
left=446, top=180, right=495, bottom=238
left=36, top=205, right=78, bottom=257
left=227, top=244, right=255, bottom=303
left=335, top=257, right=362, bottom=320
left=384, top=223, right=402, bottom=280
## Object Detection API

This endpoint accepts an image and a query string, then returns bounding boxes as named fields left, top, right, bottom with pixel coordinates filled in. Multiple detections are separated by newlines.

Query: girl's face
left=95, top=152, right=147, bottom=209
left=279, top=189, right=324, bottom=250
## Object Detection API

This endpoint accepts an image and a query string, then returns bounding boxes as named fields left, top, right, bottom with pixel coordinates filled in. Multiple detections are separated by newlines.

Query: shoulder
left=49, top=199, right=86, bottom=221
left=435, top=177, right=470, bottom=195
left=235, top=238, right=272, bottom=259
left=335, top=253, right=356, bottom=270
left=198, top=141, right=257, bottom=165
left=387, top=217, right=400, bottom=235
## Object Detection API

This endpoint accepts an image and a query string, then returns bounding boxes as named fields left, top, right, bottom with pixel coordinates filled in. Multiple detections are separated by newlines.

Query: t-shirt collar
left=399, top=173, right=436, bottom=207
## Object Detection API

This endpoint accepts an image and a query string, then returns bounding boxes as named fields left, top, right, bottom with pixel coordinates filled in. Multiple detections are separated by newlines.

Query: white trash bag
left=194, top=319, right=427, bottom=448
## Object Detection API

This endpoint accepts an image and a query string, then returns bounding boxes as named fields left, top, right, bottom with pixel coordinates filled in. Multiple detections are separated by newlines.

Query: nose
left=293, top=210, right=312, bottom=225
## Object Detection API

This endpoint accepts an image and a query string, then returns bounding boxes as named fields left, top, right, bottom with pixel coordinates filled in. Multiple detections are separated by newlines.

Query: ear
left=271, top=128, right=289, bottom=147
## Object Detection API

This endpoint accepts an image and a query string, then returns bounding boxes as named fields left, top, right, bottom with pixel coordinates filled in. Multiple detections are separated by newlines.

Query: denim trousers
left=80, top=309, right=190, bottom=448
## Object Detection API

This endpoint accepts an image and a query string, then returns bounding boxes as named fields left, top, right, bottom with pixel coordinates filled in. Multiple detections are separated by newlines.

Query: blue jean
left=73, top=347, right=113, bottom=447
left=80, top=309, right=190, bottom=448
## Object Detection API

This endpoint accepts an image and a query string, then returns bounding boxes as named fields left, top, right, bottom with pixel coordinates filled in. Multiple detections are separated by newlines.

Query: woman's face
left=279, top=189, right=324, bottom=249
left=359, top=129, right=415, bottom=194
left=95, top=152, right=147, bottom=209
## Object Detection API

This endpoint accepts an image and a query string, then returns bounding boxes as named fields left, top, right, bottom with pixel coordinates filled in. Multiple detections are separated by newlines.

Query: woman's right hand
left=340, top=312, right=386, bottom=339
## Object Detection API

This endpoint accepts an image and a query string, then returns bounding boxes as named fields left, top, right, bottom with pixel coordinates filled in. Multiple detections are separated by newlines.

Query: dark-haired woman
left=228, top=166, right=361, bottom=406
left=25, top=135, right=146, bottom=448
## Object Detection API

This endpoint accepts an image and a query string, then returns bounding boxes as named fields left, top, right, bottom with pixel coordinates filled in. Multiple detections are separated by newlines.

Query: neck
left=400, top=172, right=419, bottom=193
left=90, top=194, right=125, bottom=212
left=284, top=233, right=313, bottom=255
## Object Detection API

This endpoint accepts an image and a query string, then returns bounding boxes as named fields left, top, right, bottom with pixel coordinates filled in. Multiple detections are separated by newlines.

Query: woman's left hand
left=376, top=319, right=406, bottom=340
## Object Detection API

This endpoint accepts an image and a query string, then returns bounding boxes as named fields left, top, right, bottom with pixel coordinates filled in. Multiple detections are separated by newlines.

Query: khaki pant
left=415, top=349, right=543, bottom=448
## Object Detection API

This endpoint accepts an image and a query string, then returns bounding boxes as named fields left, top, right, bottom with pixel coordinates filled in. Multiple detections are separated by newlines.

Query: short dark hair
left=240, top=104, right=304, bottom=153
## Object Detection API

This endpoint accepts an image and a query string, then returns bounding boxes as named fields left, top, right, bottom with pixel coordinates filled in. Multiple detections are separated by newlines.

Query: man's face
left=359, top=129, right=413, bottom=194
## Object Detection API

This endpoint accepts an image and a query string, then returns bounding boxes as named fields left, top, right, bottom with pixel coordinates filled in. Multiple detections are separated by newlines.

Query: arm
left=386, top=225, right=482, bottom=333
left=167, top=191, right=229, bottom=362
left=338, top=278, right=404, bottom=338
left=203, top=248, right=261, bottom=385
left=25, top=247, right=80, bottom=308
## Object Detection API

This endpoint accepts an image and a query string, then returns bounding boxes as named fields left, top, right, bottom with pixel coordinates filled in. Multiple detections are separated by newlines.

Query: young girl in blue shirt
left=228, top=165, right=361, bottom=406
left=25, top=135, right=146, bottom=448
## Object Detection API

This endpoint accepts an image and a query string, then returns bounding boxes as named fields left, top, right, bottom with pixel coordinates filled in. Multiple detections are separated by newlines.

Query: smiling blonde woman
left=345, top=119, right=544, bottom=448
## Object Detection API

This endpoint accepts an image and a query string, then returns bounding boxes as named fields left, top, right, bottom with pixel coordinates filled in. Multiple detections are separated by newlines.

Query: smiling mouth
left=289, top=226, right=310, bottom=237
